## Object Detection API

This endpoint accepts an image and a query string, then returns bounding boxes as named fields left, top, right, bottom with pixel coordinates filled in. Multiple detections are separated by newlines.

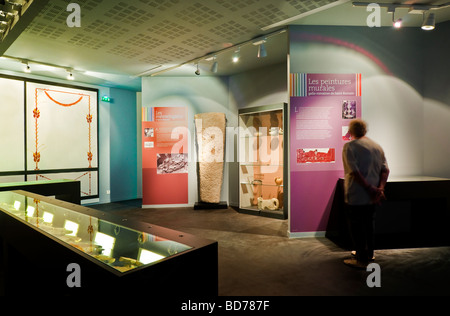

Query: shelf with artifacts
left=0, top=190, right=217, bottom=295
left=238, top=103, right=288, bottom=219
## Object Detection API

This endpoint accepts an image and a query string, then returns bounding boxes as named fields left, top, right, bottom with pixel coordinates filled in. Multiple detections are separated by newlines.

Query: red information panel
left=142, top=107, right=188, bottom=205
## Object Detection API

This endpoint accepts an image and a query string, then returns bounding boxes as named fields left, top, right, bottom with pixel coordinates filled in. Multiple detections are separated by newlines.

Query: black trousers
left=345, top=204, right=376, bottom=263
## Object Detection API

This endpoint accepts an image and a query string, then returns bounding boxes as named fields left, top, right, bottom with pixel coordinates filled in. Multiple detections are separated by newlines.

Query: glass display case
left=0, top=179, right=80, bottom=204
left=0, top=190, right=217, bottom=295
left=238, top=104, right=288, bottom=219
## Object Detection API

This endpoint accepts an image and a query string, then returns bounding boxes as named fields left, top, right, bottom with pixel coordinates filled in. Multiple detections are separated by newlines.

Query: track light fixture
left=0, top=10, right=14, bottom=19
left=0, top=0, right=29, bottom=42
left=22, top=60, right=30, bottom=73
left=2, top=55, right=81, bottom=81
left=232, top=48, right=240, bottom=63
left=352, top=2, right=449, bottom=30
left=211, top=56, right=218, bottom=73
left=388, top=6, right=402, bottom=29
left=421, top=12, right=435, bottom=31
left=147, top=28, right=287, bottom=77
left=253, top=37, right=268, bottom=58
left=195, top=63, right=200, bottom=76
left=258, top=43, right=267, bottom=58
left=67, top=69, right=74, bottom=80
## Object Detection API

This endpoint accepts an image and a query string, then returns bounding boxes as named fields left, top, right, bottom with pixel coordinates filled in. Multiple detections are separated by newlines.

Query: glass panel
left=238, top=107, right=284, bottom=212
left=0, top=175, right=26, bottom=184
left=27, top=171, right=99, bottom=198
left=0, top=191, right=191, bottom=273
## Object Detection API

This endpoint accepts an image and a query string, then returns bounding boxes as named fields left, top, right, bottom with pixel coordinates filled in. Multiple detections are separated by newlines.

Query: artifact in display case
left=0, top=190, right=217, bottom=295
left=238, top=104, right=287, bottom=219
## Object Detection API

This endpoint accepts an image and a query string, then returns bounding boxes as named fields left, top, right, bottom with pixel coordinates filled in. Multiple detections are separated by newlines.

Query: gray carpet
left=91, top=200, right=450, bottom=296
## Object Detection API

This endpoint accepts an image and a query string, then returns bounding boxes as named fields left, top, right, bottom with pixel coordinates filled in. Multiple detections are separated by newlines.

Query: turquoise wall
left=109, top=88, right=138, bottom=202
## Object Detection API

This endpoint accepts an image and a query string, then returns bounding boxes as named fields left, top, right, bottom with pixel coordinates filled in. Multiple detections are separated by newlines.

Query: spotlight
left=257, top=43, right=267, bottom=58
left=232, top=48, right=240, bottom=63
left=393, top=18, right=402, bottom=28
left=205, top=55, right=218, bottom=73
left=67, top=70, right=74, bottom=80
left=253, top=38, right=267, bottom=58
left=388, top=7, right=403, bottom=29
left=422, top=12, right=435, bottom=30
left=22, top=61, right=30, bottom=73
left=195, top=63, right=200, bottom=76
left=211, top=61, right=218, bottom=73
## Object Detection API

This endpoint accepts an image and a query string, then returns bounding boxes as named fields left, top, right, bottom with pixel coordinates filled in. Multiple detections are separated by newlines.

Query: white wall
left=289, top=25, right=426, bottom=178
left=423, top=98, right=450, bottom=177
left=362, top=75, right=424, bottom=176
left=423, top=22, right=450, bottom=179
left=228, top=62, right=288, bottom=109
left=141, top=62, right=289, bottom=207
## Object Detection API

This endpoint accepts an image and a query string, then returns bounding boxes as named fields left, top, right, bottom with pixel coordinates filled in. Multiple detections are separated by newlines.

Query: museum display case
left=0, top=190, right=217, bottom=295
left=327, top=177, right=450, bottom=249
left=238, top=104, right=288, bottom=219
left=0, top=179, right=81, bottom=204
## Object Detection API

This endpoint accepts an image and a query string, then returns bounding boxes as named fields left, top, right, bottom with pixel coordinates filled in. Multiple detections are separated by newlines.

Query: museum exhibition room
left=0, top=0, right=450, bottom=302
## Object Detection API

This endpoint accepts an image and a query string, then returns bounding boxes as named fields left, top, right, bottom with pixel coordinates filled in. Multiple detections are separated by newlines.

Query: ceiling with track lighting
left=0, top=0, right=449, bottom=91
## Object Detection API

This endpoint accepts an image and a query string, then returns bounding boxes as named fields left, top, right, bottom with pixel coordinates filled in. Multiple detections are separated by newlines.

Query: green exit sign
left=102, top=95, right=111, bottom=102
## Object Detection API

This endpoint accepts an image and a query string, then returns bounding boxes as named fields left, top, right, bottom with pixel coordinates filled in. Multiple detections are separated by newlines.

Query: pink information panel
left=290, top=73, right=361, bottom=171
left=289, top=73, right=361, bottom=232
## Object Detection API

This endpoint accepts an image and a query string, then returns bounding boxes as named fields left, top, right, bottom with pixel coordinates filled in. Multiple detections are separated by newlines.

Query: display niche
left=238, top=104, right=287, bottom=219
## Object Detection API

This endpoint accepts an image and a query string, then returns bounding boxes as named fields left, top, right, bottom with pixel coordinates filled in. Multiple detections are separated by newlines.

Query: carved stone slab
left=194, top=112, right=226, bottom=204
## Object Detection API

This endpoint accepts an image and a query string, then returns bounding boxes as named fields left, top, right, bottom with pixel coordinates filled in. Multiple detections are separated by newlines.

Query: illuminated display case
left=0, top=179, right=80, bottom=204
left=238, top=104, right=288, bottom=219
left=0, top=190, right=217, bottom=295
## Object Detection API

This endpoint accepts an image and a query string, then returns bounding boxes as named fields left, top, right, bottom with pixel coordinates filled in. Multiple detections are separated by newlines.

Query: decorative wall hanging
left=28, top=84, right=97, bottom=196
left=27, top=81, right=98, bottom=198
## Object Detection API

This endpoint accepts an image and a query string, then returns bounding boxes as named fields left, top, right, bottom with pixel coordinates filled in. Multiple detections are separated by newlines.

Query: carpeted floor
left=90, top=200, right=450, bottom=296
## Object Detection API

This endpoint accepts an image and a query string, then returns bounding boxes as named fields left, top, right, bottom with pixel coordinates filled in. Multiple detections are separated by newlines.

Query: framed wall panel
left=26, top=82, right=98, bottom=171
left=0, top=74, right=99, bottom=200
left=0, top=77, right=25, bottom=172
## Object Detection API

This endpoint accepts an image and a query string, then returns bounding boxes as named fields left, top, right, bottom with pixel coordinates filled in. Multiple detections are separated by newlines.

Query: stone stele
left=194, top=112, right=226, bottom=204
